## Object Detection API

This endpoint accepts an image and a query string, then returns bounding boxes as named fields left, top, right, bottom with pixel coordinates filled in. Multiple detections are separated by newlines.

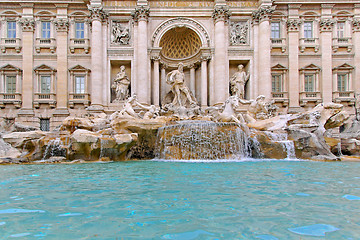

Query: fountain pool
left=0, top=160, right=360, bottom=239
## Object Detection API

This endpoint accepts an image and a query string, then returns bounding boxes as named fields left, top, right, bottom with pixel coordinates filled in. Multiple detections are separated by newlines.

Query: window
left=40, top=118, right=50, bottom=131
left=271, top=22, right=280, bottom=39
left=304, top=21, right=313, bottom=38
left=304, top=74, right=315, bottom=92
left=75, top=22, right=85, bottom=39
left=74, top=76, right=85, bottom=94
left=40, top=75, right=51, bottom=93
left=41, top=22, right=51, bottom=39
left=272, top=74, right=283, bottom=92
left=7, top=21, right=16, bottom=38
left=337, top=22, right=345, bottom=38
left=5, top=76, right=16, bottom=93
left=337, top=74, right=349, bottom=92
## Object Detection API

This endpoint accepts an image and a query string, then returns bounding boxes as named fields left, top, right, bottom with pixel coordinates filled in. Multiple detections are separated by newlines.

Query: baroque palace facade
left=0, top=0, right=360, bottom=130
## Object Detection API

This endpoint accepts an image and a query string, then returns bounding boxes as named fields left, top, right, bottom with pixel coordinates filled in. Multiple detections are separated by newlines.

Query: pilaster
left=252, top=5, right=274, bottom=99
left=54, top=16, right=69, bottom=113
left=320, top=5, right=335, bottom=103
left=19, top=16, right=35, bottom=113
left=151, top=55, right=160, bottom=106
left=132, top=5, right=150, bottom=104
left=287, top=18, right=301, bottom=111
left=353, top=18, right=360, bottom=98
left=88, top=4, right=107, bottom=111
left=212, top=4, right=230, bottom=105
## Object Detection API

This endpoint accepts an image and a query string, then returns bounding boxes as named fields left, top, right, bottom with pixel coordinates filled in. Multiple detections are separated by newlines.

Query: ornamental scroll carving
left=54, top=19, right=69, bottom=32
left=131, top=6, right=150, bottom=22
left=88, top=5, right=108, bottom=22
left=19, top=18, right=35, bottom=32
left=319, top=19, right=335, bottom=32
left=252, top=5, right=276, bottom=23
left=212, top=5, right=231, bottom=23
left=352, top=19, right=360, bottom=32
left=230, top=21, right=249, bottom=45
left=287, top=19, right=301, bottom=32
left=111, top=21, right=130, bottom=45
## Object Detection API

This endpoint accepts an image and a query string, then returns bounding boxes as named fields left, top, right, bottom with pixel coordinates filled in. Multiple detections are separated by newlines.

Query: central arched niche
left=159, top=27, right=202, bottom=60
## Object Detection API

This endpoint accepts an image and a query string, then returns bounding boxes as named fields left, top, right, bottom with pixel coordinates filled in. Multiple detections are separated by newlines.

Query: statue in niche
left=112, top=22, right=130, bottom=45
left=163, top=62, right=197, bottom=107
left=112, top=65, right=130, bottom=103
left=230, top=64, right=250, bottom=99
left=230, top=22, right=248, bottom=45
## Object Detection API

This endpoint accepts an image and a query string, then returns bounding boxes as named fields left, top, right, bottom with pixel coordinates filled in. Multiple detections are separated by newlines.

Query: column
left=201, top=57, right=209, bottom=107
left=160, top=64, right=166, bottom=101
left=132, top=5, right=150, bottom=104
left=287, top=18, right=301, bottom=111
left=353, top=15, right=360, bottom=99
left=54, top=16, right=69, bottom=112
left=19, top=17, right=35, bottom=111
left=251, top=20, right=259, bottom=99
left=320, top=5, right=335, bottom=103
left=189, top=64, right=196, bottom=96
left=88, top=4, right=106, bottom=111
left=253, top=5, right=274, bottom=100
left=152, top=57, right=160, bottom=106
left=212, top=4, right=230, bottom=105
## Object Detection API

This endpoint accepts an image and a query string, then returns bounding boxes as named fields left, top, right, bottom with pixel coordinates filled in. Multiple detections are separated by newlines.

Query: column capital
left=88, top=5, right=108, bottom=22
left=19, top=18, right=35, bottom=32
left=131, top=6, right=150, bottom=23
left=352, top=19, right=360, bottom=32
left=252, top=5, right=275, bottom=23
left=200, top=55, right=211, bottom=62
left=212, top=5, right=231, bottom=24
left=151, top=55, right=160, bottom=61
left=320, top=18, right=335, bottom=32
left=54, top=18, right=69, bottom=32
left=287, top=19, right=301, bottom=32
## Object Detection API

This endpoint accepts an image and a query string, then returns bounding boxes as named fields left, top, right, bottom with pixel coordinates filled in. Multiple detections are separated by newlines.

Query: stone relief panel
left=229, top=21, right=249, bottom=45
left=111, top=21, right=131, bottom=45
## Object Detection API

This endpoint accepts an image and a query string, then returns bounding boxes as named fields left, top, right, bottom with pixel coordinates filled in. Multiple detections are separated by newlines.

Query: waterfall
left=42, top=138, right=66, bottom=160
left=156, top=121, right=250, bottom=160
left=265, top=131, right=296, bottom=159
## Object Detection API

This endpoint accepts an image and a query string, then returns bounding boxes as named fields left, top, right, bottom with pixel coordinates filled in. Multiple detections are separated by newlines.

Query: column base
left=17, top=108, right=35, bottom=117
left=53, top=108, right=70, bottom=117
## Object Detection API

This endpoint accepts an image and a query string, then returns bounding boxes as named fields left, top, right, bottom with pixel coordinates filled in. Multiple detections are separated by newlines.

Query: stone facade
left=0, top=0, right=359, bottom=129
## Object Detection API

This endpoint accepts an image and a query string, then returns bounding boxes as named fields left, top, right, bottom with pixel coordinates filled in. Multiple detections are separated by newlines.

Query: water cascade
left=42, top=138, right=67, bottom=160
left=264, top=131, right=296, bottom=159
left=156, top=121, right=250, bottom=160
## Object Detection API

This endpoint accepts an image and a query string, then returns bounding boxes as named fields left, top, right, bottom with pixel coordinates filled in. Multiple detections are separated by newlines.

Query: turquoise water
left=0, top=160, right=360, bottom=239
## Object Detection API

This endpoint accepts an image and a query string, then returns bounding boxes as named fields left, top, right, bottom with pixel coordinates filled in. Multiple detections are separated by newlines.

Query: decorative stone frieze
left=19, top=18, right=35, bottom=32
left=229, top=21, right=249, bottom=45
left=286, top=19, right=301, bottom=32
left=352, top=19, right=360, bottom=32
left=54, top=19, right=69, bottom=32
left=131, top=6, right=150, bottom=23
left=252, top=6, right=276, bottom=23
left=88, top=5, right=108, bottom=22
left=111, top=21, right=130, bottom=45
left=319, top=19, right=335, bottom=32
left=212, top=5, right=231, bottom=23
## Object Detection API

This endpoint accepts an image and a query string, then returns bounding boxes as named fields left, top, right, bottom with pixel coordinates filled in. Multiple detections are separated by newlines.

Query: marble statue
left=118, top=95, right=159, bottom=119
left=112, top=66, right=130, bottom=102
left=230, top=22, right=249, bottom=45
left=230, top=64, right=250, bottom=99
left=165, top=62, right=197, bottom=107
left=247, top=95, right=278, bottom=121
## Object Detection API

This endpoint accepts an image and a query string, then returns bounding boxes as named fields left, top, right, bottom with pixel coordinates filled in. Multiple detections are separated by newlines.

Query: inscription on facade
left=103, top=1, right=257, bottom=8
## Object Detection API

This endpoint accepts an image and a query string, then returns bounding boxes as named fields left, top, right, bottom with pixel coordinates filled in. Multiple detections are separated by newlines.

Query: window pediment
left=300, top=64, right=321, bottom=72
left=271, top=64, right=287, bottom=71
left=333, top=63, right=354, bottom=71
left=0, top=64, right=22, bottom=73
left=69, top=65, right=90, bottom=73
left=34, top=64, right=56, bottom=73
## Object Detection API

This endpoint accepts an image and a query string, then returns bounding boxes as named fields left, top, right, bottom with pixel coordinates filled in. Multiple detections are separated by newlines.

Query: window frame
left=74, top=75, right=85, bottom=94
left=40, top=118, right=50, bottom=131
left=75, top=22, right=85, bottom=39
left=41, top=21, right=51, bottom=39
left=304, top=74, right=316, bottom=92
left=40, top=75, right=51, bottom=94
left=271, top=74, right=283, bottom=93
left=303, top=21, right=313, bottom=39
left=271, top=22, right=281, bottom=39
left=7, top=21, right=16, bottom=39
left=5, top=75, right=17, bottom=94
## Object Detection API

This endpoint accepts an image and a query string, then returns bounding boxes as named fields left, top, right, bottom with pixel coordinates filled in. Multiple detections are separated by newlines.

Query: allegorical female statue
left=230, top=64, right=250, bottom=99
left=112, top=65, right=130, bottom=102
